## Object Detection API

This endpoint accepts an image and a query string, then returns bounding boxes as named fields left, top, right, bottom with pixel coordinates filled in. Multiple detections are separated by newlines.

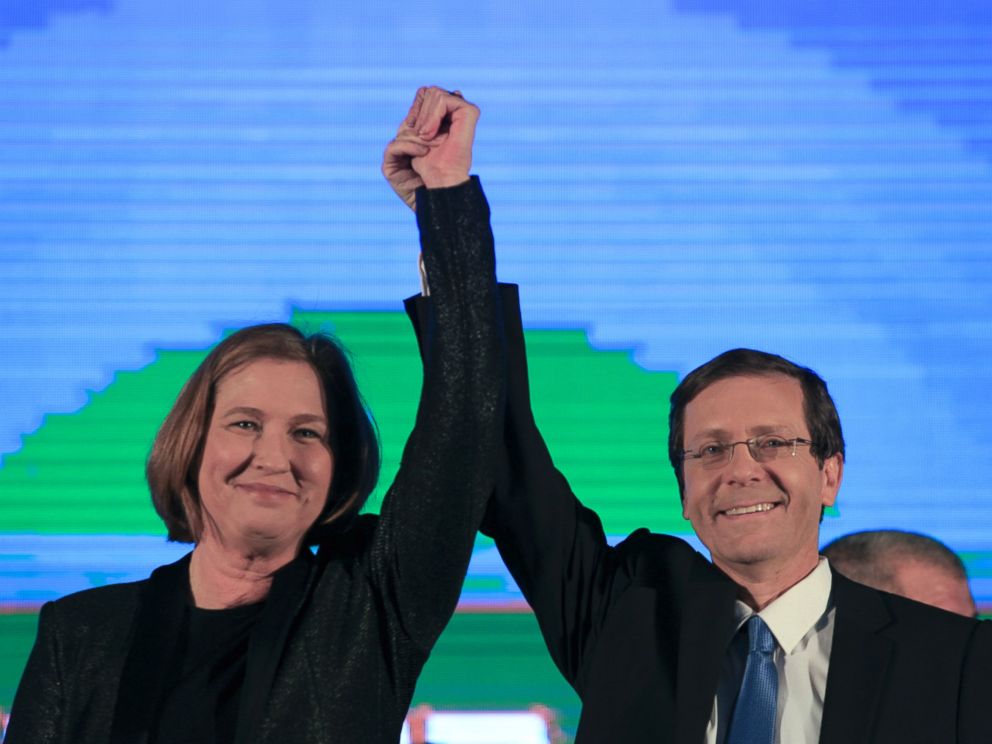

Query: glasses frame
left=680, top=436, right=815, bottom=469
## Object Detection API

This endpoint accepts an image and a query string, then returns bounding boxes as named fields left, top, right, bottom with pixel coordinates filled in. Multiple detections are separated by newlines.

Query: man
left=823, top=529, right=978, bottom=618
left=381, top=108, right=992, bottom=743
left=482, top=334, right=992, bottom=742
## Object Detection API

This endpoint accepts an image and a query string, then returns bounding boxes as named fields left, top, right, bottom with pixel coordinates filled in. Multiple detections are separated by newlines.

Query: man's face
left=680, top=374, right=842, bottom=580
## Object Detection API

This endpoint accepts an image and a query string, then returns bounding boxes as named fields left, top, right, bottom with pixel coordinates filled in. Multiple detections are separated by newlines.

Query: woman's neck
left=189, top=535, right=298, bottom=609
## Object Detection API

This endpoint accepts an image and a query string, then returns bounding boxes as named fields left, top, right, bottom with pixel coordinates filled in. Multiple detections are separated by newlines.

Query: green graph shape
left=0, top=311, right=688, bottom=537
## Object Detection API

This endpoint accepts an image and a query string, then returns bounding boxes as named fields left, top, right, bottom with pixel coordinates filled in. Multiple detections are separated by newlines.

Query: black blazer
left=6, top=177, right=505, bottom=744
left=483, top=285, right=992, bottom=744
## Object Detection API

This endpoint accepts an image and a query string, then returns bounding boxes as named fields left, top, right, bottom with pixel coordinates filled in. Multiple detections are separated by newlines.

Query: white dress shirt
left=705, top=557, right=835, bottom=744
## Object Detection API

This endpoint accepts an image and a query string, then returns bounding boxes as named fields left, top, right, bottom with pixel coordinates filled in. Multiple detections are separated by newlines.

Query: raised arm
left=389, top=89, right=652, bottom=693
left=367, top=87, right=504, bottom=652
left=479, top=287, right=646, bottom=694
left=408, top=285, right=645, bottom=698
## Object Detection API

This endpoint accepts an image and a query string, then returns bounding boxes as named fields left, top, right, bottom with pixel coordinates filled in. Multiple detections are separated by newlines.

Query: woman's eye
left=231, top=420, right=258, bottom=431
left=294, top=428, right=323, bottom=440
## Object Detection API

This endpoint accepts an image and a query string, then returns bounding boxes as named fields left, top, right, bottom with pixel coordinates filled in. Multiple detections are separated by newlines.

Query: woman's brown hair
left=146, top=323, right=380, bottom=543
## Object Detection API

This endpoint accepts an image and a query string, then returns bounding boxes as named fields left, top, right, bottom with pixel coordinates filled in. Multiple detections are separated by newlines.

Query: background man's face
left=680, top=374, right=842, bottom=579
left=893, top=559, right=977, bottom=618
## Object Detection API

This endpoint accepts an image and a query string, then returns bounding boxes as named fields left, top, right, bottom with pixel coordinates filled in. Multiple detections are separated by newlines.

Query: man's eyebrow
left=747, top=424, right=793, bottom=435
left=687, top=428, right=731, bottom=442
left=687, top=424, right=796, bottom=442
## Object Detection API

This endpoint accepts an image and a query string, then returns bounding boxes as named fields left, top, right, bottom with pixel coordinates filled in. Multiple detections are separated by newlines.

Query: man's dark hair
left=667, top=348, right=845, bottom=498
left=822, top=530, right=969, bottom=589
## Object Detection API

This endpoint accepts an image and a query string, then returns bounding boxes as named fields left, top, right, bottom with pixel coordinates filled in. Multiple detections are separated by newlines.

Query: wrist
left=420, top=170, right=471, bottom=189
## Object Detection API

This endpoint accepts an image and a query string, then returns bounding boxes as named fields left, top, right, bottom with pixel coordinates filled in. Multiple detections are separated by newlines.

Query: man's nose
left=723, top=441, right=763, bottom=483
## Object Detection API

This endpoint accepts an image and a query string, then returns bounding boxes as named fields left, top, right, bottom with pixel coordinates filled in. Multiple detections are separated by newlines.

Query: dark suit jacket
left=481, top=285, right=992, bottom=744
left=6, top=177, right=505, bottom=744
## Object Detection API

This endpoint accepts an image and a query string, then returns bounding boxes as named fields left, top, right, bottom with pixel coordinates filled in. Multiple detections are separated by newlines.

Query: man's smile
left=718, top=501, right=782, bottom=518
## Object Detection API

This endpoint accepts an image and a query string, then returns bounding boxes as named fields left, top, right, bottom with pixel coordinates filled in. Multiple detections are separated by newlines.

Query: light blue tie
left=726, top=615, right=778, bottom=744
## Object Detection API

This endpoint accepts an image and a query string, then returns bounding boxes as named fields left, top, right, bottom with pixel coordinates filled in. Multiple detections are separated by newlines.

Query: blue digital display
left=1, top=0, right=991, bottom=728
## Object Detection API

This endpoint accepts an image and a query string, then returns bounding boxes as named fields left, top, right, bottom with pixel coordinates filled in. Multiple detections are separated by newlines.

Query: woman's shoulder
left=312, top=513, right=379, bottom=563
left=43, top=577, right=146, bottom=625
left=25, top=581, right=148, bottom=666
left=42, top=553, right=191, bottom=628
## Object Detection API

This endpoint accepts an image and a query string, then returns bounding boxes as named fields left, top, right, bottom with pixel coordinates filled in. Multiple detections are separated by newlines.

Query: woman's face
left=197, top=358, right=334, bottom=554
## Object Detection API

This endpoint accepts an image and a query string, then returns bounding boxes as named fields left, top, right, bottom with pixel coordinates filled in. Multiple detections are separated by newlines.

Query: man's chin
left=710, top=543, right=779, bottom=571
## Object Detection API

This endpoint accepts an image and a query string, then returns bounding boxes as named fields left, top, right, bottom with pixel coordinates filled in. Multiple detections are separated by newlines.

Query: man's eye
left=759, top=437, right=788, bottom=449
left=700, top=444, right=725, bottom=457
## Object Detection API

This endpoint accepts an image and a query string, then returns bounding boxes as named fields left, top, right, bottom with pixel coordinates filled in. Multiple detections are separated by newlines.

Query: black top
left=153, top=598, right=266, bottom=744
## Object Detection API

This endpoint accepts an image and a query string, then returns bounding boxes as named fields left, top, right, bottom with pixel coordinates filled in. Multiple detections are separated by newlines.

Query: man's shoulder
left=613, top=529, right=716, bottom=583
left=616, top=528, right=697, bottom=555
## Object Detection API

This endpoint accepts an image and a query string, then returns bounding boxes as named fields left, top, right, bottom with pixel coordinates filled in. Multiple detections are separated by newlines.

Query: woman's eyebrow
left=219, top=405, right=265, bottom=418
left=289, top=413, right=328, bottom=425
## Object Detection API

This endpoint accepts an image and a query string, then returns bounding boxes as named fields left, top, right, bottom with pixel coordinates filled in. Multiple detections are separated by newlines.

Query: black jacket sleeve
left=367, top=176, right=505, bottom=653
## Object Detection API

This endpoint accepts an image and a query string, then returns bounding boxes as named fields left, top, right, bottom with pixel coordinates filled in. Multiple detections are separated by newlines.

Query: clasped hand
left=382, top=86, right=479, bottom=211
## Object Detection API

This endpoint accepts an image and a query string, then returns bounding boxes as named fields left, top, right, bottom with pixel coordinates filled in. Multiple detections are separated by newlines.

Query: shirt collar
left=731, top=556, right=833, bottom=654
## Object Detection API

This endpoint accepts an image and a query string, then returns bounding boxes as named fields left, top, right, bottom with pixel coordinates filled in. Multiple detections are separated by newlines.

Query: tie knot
left=746, top=615, right=776, bottom=655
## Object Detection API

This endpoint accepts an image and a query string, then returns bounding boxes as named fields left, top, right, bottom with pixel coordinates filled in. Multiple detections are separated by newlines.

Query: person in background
left=7, top=86, right=503, bottom=744
left=822, top=529, right=978, bottom=618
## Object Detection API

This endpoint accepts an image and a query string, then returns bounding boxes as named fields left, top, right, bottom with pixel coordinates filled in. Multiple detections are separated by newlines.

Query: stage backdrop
left=1, top=0, right=991, bottom=740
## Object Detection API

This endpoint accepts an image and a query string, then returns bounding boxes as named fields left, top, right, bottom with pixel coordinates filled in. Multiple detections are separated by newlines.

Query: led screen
left=2, top=1, right=991, bottom=739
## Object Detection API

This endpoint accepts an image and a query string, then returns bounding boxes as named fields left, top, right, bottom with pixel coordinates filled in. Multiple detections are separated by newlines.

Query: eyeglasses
left=680, top=435, right=815, bottom=470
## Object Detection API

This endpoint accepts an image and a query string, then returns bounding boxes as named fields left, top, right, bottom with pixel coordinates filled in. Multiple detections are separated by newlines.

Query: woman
left=6, top=87, right=503, bottom=744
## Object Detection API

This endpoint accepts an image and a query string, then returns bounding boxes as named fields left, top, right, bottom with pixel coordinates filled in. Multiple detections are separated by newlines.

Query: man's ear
left=820, top=453, right=843, bottom=508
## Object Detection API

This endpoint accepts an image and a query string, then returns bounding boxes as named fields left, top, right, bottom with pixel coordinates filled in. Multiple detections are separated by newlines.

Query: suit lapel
left=110, top=553, right=192, bottom=744
left=234, top=551, right=316, bottom=744
left=674, top=558, right=738, bottom=744
left=818, top=571, right=895, bottom=744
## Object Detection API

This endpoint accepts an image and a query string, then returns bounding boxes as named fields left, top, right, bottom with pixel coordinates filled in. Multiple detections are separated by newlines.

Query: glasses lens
left=697, top=444, right=730, bottom=469
left=750, top=436, right=795, bottom=462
